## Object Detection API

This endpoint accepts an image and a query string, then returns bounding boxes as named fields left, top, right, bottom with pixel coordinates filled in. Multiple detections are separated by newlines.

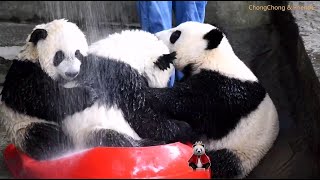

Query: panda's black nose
left=65, top=71, right=79, bottom=78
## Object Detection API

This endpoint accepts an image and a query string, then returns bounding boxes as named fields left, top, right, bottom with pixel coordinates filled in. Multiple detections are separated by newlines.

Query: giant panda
left=146, top=21, right=280, bottom=178
left=63, top=29, right=193, bottom=150
left=0, top=19, right=98, bottom=160
left=88, top=29, right=174, bottom=88
left=0, top=20, right=191, bottom=160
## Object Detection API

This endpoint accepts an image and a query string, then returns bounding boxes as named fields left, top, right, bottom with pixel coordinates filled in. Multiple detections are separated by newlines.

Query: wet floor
left=291, top=1, right=320, bottom=79
left=0, top=126, right=11, bottom=178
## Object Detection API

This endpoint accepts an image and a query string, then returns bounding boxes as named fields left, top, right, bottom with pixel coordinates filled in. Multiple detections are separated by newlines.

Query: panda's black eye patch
left=75, top=50, right=84, bottom=60
left=170, top=30, right=181, bottom=44
left=53, top=50, right=65, bottom=66
left=203, top=28, right=224, bottom=50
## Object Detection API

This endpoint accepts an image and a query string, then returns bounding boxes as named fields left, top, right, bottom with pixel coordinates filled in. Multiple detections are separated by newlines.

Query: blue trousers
left=137, top=1, right=207, bottom=87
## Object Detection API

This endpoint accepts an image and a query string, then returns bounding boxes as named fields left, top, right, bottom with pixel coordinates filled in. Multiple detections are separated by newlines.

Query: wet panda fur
left=65, top=29, right=193, bottom=149
left=0, top=19, right=96, bottom=160
left=148, top=21, right=280, bottom=178
left=1, top=20, right=192, bottom=160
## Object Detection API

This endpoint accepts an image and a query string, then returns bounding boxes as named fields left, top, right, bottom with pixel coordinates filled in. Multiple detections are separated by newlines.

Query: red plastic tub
left=3, top=142, right=211, bottom=179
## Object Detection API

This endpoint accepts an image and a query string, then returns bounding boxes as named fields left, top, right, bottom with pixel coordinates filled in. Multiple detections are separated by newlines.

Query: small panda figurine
left=64, top=29, right=193, bottom=149
left=148, top=21, right=280, bottom=178
left=0, top=19, right=97, bottom=160
left=188, top=141, right=211, bottom=170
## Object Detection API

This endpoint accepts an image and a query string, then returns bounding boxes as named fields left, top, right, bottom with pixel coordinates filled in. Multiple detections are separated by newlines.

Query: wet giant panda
left=0, top=19, right=96, bottom=160
left=147, top=21, right=280, bottom=178
left=64, top=29, right=193, bottom=150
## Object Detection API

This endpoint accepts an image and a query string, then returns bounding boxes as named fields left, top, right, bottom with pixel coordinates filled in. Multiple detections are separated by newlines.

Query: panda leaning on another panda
left=0, top=19, right=192, bottom=160
left=147, top=21, right=280, bottom=178
left=0, top=19, right=98, bottom=160
left=64, top=29, right=194, bottom=150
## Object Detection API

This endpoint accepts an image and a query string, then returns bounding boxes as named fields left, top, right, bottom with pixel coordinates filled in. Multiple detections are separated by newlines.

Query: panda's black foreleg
left=86, top=129, right=138, bottom=147
left=206, top=148, right=243, bottom=178
left=23, top=122, right=73, bottom=161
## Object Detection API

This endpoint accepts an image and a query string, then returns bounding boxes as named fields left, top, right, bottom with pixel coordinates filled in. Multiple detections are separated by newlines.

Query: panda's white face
left=155, top=21, right=220, bottom=72
left=156, top=21, right=258, bottom=81
left=89, top=29, right=174, bottom=88
left=193, top=144, right=205, bottom=156
left=18, top=19, right=88, bottom=81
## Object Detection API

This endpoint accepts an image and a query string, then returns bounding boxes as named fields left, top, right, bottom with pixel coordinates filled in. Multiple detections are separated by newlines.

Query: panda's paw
left=84, top=86, right=99, bottom=104
left=172, top=120, right=194, bottom=142
left=22, top=122, right=71, bottom=160
left=154, top=52, right=176, bottom=71
left=173, top=120, right=192, bottom=132
left=137, top=139, right=167, bottom=147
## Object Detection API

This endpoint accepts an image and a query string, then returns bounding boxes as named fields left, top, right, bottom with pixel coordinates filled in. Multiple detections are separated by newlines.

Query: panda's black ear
left=201, top=144, right=205, bottom=148
left=29, top=29, right=48, bottom=45
left=203, top=28, right=224, bottom=50
left=154, top=51, right=176, bottom=71
left=192, top=144, right=196, bottom=148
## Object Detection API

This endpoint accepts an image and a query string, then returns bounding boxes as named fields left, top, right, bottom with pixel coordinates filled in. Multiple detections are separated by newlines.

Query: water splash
left=38, top=1, right=140, bottom=44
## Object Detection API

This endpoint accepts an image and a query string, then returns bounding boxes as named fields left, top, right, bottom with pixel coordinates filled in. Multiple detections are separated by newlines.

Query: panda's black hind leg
left=206, top=148, right=243, bottom=178
left=23, top=122, right=73, bottom=160
left=86, top=129, right=137, bottom=147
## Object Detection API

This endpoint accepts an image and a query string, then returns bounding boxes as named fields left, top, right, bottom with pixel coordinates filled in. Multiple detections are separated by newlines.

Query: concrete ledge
left=0, top=46, right=21, bottom=59
left=0, top=22, right=36, bottom=46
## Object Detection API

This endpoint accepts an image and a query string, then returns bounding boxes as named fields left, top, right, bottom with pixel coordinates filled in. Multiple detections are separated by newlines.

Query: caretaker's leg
left=136, top=1, right=172, bottom=33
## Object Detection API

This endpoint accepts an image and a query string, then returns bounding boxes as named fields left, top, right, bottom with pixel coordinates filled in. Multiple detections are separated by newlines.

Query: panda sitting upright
left=147, top=21, right=280, bottom=178
left=0, top=19, right=97, bottom=160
